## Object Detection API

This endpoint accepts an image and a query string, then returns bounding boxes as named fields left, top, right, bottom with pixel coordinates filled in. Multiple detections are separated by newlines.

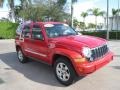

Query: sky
left=70, top=0, right=120, bottom=24
left=0, top=0, right=20, bottom=19
left=0, top=0, right=119, bottom=24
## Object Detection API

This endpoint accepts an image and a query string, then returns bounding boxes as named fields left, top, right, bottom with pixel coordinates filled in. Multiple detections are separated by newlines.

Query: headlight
left=82, top=47, right=92, bottom=58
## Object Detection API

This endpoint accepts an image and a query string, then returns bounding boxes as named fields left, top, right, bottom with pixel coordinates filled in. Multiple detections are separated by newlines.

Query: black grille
left=90, top=44, right=109, bottom=61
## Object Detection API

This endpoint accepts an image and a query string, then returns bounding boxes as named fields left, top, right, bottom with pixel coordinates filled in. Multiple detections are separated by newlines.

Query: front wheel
left=54, top=57, right=76, bottom=86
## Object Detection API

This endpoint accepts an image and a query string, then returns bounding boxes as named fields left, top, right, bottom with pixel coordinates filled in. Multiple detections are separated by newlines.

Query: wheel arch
left=16, top=45, right=21, bottom=51
left=52, top=54, right=78, bottom=76
left=52, top=54, right=70, bottom=66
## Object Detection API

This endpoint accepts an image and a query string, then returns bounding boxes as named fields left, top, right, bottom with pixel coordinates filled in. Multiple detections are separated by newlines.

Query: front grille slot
left=91, top=44, right=109, bottom=61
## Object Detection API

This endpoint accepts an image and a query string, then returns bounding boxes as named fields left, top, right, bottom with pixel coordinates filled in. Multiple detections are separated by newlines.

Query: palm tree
left=88, top=8, right=105, bottom=30
left=81, top=12, right=88, bottom=30
left=0, top=0, right=4, bottom=7
left=71, top=0, right=77, bottom=27
left=57, top=0, right=67, bottom=6
left=8, top=0, right=15, bottom=22
left=0, top=0, right=31, bottom=22
left=19, top=0, right=32, bottom=9
left=0, top=0, right=15, bottom=21
left=111, top=9, right=118, bottom=30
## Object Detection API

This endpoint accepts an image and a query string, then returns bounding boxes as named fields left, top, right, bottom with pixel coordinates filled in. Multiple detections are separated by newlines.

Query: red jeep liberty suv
left=15, top=21, right=113, bottom=85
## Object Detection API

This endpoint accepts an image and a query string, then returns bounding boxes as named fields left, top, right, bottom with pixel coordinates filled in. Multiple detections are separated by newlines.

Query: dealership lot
left=0, top=40, right=120, bottom=90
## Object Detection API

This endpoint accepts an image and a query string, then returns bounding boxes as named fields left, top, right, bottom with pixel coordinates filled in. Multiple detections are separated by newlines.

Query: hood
left=49, top=35, right=107, bottom=49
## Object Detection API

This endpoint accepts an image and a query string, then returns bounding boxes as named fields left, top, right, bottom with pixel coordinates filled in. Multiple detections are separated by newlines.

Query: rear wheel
left=54, top=57, right=76, bottom=86
left=17, top=48, right=28, bottom=63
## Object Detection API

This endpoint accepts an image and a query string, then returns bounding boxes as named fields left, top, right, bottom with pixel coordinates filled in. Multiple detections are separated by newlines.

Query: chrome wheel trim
left=18, top=50, right=23, bottom=61
left=56, top=62, right=70, bottom=81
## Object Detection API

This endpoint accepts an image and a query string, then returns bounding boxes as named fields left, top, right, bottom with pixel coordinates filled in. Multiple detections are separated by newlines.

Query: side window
left=32, top=24, right=44, bottom=40
left=23, top=25, right=30, bottom=38
left=16, top=24, right=23, bottom=35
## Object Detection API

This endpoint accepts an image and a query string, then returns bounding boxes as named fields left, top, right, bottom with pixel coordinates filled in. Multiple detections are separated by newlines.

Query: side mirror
left=75, top=31, right=82, bottom=35
left=78, top=32, right=82, bottom=35
left=16, top=31, right=21, bottom=36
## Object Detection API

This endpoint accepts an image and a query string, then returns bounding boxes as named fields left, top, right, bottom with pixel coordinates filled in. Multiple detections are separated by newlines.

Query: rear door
left=21, top=24, right=31, bottom=55
left=26, top=23, right=49, bottom=62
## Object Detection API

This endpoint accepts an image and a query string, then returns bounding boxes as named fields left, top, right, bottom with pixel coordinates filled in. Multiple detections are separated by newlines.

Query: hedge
left=0, top=22, right=120, bottom=40
left=81, top=31, right=120, bottom=40
left=0, top=22, right=18, bottom=39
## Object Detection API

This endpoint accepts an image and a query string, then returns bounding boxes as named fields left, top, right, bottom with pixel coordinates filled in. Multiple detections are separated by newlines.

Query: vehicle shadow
left=111, top=66, right=120, bottom=70
left=0, top=52, right=84, bottom=87
left=114, top=55, right=120, bottom=57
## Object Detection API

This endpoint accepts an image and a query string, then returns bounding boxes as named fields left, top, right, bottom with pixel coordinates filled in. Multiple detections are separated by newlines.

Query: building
left=104, top=16, right=120, bottom=30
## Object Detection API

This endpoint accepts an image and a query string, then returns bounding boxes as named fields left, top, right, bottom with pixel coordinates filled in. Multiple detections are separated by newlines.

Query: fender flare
left=51, top=48, right=83, bottom=73
left=53, top=48, right=82, bottom=60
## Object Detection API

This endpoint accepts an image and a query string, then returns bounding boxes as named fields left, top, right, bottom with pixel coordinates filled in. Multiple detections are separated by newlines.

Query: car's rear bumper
left=76, top=51, right=113, bottom=76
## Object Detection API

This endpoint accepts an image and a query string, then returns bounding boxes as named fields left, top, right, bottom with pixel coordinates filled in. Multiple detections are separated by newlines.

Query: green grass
left=0, top=22, right=18, bottom=39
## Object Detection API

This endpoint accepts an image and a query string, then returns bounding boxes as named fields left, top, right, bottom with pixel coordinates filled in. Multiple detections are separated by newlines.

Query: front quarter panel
left=52, top=48, right=86, bottom=75
left=54, top=48, right=82, bottom=60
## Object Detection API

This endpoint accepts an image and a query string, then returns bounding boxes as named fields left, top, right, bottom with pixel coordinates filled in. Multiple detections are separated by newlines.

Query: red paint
left=15, top=22, right=113, bottom=76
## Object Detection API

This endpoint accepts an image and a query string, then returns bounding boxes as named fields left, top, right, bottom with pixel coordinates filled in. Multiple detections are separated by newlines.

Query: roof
left=20, top=21, right=65, bottom=26
left=37, top=22, right=64, bottom=25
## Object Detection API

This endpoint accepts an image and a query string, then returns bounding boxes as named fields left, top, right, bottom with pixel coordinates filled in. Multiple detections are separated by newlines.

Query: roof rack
left=19, top=20, right=32, bottom=25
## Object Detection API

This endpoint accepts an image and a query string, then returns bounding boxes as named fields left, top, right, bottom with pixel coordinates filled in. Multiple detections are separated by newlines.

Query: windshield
left=45, top=24, right=77, bottom=38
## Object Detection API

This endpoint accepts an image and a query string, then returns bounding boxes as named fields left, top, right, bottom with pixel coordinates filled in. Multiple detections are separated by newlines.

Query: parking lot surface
left=0, top=40, right=120, bottom=90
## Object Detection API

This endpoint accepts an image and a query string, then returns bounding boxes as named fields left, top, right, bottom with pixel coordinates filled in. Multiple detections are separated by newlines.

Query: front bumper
left=76, top=51, right=113, bottom=76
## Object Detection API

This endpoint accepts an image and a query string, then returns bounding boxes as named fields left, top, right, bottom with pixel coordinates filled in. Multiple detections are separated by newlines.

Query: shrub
left=0, top=22, right=120, bottom=40
left=0, top=22, right=18, bottom=39
left=81, top=31, right=120, bottom=40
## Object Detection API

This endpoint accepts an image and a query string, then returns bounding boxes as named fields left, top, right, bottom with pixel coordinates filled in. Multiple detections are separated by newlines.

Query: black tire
left=17, top=48, right=28, bottom=63
left=54, top=57, right=76, bottom=86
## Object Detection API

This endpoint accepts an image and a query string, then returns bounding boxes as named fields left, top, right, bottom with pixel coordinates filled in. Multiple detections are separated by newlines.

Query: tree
left=0, top=0, right=69, bottom=22
left=111, top=9, right=118, bottom=30
left=14, top=5, right=23, bottom=22
left=0, top=0, right=15, bottom=22
left=54, top=0, right=75, bottom=25
left=73, top=18, right=79, bottom=27
left=79, top=22, right=85, bottom=30
left=19, top=0, right=69, bottom=22
left=87, top=23, right=96, bottom=29
left=0, top=0, right=4, bottom=7
left=19, top=0, right=32, bottom=9
left=0, top=0, right=32, bottom=22
left=57, top=0, right=67, bottom=7
left=71, top=0, right=78, bottom=27
left=19, top=5, right=45, bottom=21
left=81, top=12, right=88, bottom=30
left=88, top=8, right=105, bottom=30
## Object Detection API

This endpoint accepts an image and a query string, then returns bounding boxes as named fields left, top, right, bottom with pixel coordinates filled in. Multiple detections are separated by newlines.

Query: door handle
left=48, top=43, right=55, bottom=48
left=30, top=39, right=35, bottom=42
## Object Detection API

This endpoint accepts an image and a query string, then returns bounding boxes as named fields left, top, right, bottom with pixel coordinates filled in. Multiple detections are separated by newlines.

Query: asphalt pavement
left=0, top=39, right=120, bottom=90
